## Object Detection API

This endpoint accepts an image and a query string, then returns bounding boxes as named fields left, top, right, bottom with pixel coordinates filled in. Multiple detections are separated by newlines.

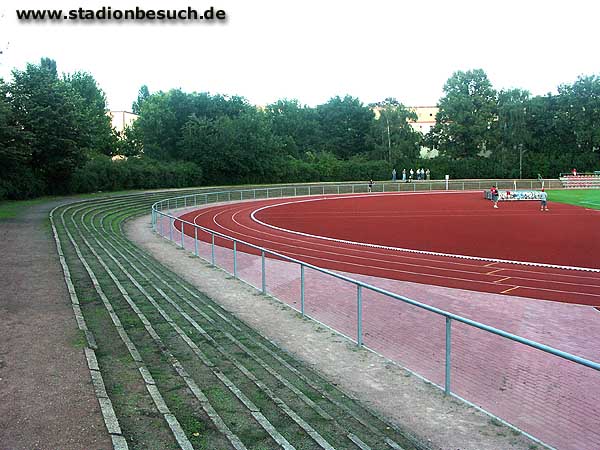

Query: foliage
left=178, top=109, right=283, bottom=184
left=64, top=71, right=116, bottom=156
left=131, top=84, right=150, bottom=115
left=316, top=95, right=374, bottom=158
left=10, top=59, right=88, bottom=194
left=370, top=98, right=421, bottom=164
left=428, top=69, right=498, bottom=159
left=265, top=99, right=321, bottom=157
left=69, top=155, right=203, bottom=193
left=557, top=75, right=600, bottom=155
left=2, top=58, right=600, bottom=202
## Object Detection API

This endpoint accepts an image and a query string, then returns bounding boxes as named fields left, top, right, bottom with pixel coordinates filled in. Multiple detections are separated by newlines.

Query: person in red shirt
left=490, top=185, right=499, bottom=208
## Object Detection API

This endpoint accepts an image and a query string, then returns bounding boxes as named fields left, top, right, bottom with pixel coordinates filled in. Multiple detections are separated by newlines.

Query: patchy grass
left=0, top=197, right=55, bottom=219
left=0, top=189, right=142, bottom=219
left=52, top=189, right=421, bottom=450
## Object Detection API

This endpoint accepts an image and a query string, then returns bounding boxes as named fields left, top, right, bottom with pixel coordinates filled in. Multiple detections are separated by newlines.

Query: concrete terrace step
left=52, top=191, right=419, bottom=450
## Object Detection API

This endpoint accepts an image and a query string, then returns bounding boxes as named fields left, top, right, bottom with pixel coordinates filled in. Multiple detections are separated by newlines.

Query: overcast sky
left=1, top=0, right=599, bottom=111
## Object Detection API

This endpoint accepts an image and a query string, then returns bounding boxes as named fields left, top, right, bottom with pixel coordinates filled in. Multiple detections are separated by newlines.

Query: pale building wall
left=108, top=110, right=139, bottom=135
left=408, top=106, right=438, bottom=135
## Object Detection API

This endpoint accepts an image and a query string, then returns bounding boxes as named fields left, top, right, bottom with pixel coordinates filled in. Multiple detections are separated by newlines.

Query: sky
left=1, top=0, right=599, bottom=111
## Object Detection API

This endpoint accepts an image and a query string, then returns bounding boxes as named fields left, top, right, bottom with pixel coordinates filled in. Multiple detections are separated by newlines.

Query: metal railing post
left=445, top=316, right=452, bottom=395
left=169, top=217, right=174, bottom=241
left=159, top=213, right=164, bottom=237
left=261, top=250, right=266, bottom=294
left=357, top=285, right=363, bottom=346
left=233, top=241, right=237, bottom=278
left=194, top=226, right=199, bottom=256
left=294, top=187, right=297, bottom=197
left=211, top=233, right=215, bottom=265
left=337, top=185, right=340, bottom=194
left=300, top=265, right=305, bottom=315
left=180, top=221, right=185, bottom=248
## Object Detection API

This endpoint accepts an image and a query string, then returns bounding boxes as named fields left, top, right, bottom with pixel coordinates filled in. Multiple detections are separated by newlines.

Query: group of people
left=391, top=168, right=430, bottom=182
left=490, top=185, right=549, bottom=211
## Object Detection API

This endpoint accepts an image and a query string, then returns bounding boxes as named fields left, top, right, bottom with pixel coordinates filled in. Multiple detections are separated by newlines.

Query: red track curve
left=178, top=191, right=600, bottom=307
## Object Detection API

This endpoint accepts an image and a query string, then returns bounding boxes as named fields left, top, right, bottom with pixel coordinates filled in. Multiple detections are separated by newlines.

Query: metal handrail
left=150, top=181, right=600, bottom=400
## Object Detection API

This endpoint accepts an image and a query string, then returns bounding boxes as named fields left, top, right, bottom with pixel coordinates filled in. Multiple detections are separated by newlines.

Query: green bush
left=69, top=156, right=203, bottom=193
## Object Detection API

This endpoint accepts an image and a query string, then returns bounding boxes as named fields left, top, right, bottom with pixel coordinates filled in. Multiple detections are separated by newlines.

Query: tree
left=131, top=85, right=150, bottom=114
left=558, top=75, right=600, bottom=156
left=0, top=78, right=36, bottom=199
left=265, top=99, right=321, bottom=157
left=178, top=109, right=282, bottom=184
left=497, top=88, right=531, bottom=178
left=10, top=58, right=87, bottom=193
left=131, top=90, right=184, bottom=160
left=132, top=89, right=256, bottom=161
left=428, top=69, right=498, bottom=159
left=64, top=71, right=116, bottom=156
left=316, top=95, right=374, bottom=159
left=0, top=79, right=29, bottom=166
left=370, top=98, right=420, bottom=163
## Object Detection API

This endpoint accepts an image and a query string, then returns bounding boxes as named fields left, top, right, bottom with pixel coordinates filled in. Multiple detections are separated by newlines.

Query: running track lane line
left=182, top=201, right=600, bottom=306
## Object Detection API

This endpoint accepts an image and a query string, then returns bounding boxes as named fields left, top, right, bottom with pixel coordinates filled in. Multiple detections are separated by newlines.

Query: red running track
left=178, top=191, right=600, bottom=307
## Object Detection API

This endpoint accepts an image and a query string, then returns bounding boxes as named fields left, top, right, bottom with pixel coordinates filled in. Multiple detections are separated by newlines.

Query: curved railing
left=151, top=180, right=599, bottom=448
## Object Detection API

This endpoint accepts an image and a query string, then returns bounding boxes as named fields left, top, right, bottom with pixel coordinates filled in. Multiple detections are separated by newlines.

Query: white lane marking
left=204, top=203, right=600, bottom=294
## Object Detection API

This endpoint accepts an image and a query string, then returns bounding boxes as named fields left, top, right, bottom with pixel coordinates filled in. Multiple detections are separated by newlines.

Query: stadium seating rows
left=559, top=174, right=600, bottom=189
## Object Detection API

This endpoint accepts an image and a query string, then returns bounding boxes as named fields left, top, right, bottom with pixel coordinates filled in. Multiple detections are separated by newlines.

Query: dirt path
left=0, top=201, right=110, bottom=450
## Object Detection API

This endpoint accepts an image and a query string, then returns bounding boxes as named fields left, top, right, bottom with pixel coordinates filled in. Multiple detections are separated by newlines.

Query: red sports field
left=178, top=191, right=600, bottom=307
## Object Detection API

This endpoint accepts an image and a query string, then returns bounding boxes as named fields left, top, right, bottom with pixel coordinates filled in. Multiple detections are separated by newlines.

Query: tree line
left=1, top=59, right=598, bottom=200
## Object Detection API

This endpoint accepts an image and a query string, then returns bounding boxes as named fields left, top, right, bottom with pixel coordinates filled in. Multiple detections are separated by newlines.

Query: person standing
left=392, top=168, right=397, bottom=182
left=402, top=169, right=406, bottom=182
left=426, top=168, right=431, bottom=180
left=368, top=179, right=374, bottom=192
left=491, top=185, right=499, bottom=208
left=409, top=168, right=414, bottom=182
left=540, top=188, right=549, bottom=211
